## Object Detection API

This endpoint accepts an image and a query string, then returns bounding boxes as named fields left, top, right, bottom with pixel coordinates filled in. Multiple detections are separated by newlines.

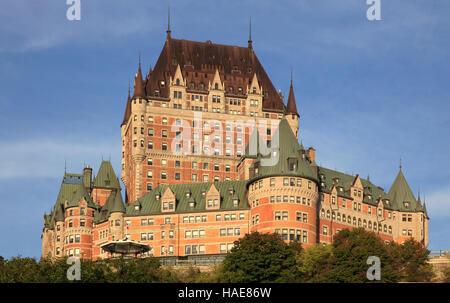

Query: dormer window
left=233, top=199, right=239, bottom=207
left=189, top=201, right=195, bottom=208
left=185, top=192, right=191, bottom=198
left=154, top=90, right=159, bottom=96
left=229, top=188, right=234, bottom=195
left=160, top=81, right=165, bottom=87
left=155, top=193, right=160, bottom=200
left=134, top=205, right=140, bottom=211
left=288, top=158, right=297, bottom=171
left=403, top=201, right=410, bottom=208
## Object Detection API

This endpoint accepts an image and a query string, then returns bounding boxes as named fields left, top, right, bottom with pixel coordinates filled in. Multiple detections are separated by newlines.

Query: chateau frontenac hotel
left=41, top=24, right=429, bottom=262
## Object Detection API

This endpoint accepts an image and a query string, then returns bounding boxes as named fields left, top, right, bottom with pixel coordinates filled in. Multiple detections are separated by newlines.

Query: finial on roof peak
left=248, top=17, right=253, bottom=49
left=399, top=157, right=402, bottom=171
left=167, top=6, right=171, bottom=40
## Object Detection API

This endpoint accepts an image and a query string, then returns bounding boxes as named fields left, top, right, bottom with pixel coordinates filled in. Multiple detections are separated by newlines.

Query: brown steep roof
left=286, top=80, right=299, bottom=116
left=145, top=37, right=286, bottom=112
left=133, top=58, right=146, bottom=99
left=121, top=85, right=131, bottom=126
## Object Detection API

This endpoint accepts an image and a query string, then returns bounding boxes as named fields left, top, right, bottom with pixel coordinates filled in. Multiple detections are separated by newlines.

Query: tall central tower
left=120, top=27, right=297, bottom=203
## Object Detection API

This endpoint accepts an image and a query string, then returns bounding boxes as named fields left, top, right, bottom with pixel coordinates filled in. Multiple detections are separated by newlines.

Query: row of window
left=320, top=210, right=393, bottom=234
left=147, top=159, right=233, bottom=172
left=250, top=178, right=313, bottom=191
left=67, top=219, right=87, bottom=228
left=65, top=234, right=81, bottom=244
left=269, top=195, right=312, bottom=206
left=145, top=173, right=232, bottom=185
left=220, top=228, right=241, bottom=237
left=275, top=229, right=308, bottom=243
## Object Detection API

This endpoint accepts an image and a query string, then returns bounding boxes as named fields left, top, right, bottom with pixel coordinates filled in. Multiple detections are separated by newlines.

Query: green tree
left=328, top=228, right=399, bottom=283
left=219, top=232, right=300, bottom=282
left=387, top=238, right=434, bottom=282
left=297, top=244, right=334, bottom=282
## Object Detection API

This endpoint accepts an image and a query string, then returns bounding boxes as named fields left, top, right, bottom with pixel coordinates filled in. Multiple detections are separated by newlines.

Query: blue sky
left=0, top=0, right=449, bottom=259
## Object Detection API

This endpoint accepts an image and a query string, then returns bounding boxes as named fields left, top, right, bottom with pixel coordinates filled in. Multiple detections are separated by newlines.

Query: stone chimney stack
left=307, top=147, right=315, bottom=162
left=83, top=165, right=93, bottom=191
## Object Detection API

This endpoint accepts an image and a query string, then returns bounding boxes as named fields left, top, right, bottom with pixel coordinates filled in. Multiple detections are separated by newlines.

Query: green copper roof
left=247, top=116, right=317, bottom=183
left=93, top=161, right=121, bottom=189
left=317, top=166, right=390, bottom=207
left=67, top=182, right=96, bottom=208
left=388, top=168, right=419, bottom=212
left=126, top=180, right=248, bottom=216
left=94, top=190, right=125, bottom=223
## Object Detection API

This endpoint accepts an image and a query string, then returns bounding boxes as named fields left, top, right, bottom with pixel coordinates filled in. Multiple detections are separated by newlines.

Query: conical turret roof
left=388, top=168, right=418, bottom=211
left=133, top=58, right=146, bottom=99
left=286, top=81, right=299, bottom=116
left=93, top=161, right=121, bottom=190
left=247, top=116, right=316, bottom=184
left=67, top=182, right=96, bottom=208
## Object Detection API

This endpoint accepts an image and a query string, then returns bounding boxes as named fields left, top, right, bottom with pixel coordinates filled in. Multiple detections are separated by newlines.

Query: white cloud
left=425, top=185, right=450, bottom=219
left=0, top=137, right=120, bottom=179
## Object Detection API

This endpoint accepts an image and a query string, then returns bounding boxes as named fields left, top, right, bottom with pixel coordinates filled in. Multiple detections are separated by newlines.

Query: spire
left=286, top=70, right=299, bottom=116
left=248, top=17, right=253, bottom=49
left=133, top=54, right=146, bottom=99
left=166, top=6, right=171, bottom=40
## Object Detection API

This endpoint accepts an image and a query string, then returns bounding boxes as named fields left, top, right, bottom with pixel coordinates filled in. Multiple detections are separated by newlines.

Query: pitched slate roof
left=67, top=182, right=96, bottom=208
left=93, top=161, right=121, bottom=190
left=125, top=180, right=248, bottom=216
left=94, top=190, right=126, bottom=223
left=317, top=167, right=391, bottom=207
left=144, top=37, right=286, bottom=112
left=247, top=116, right=317, bottom=183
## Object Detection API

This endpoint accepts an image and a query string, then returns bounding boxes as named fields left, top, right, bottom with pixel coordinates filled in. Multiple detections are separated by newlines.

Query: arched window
left=353, top=217, right=357, bottom=225
left=134, top=115, right=137, bottom=121
left=383, top=224, right=387, bottom=232
left=337, top=212, right=341, bottom=221
left=358, top=218, right=362, bottom=227
left=141, top=115, right=144, bottom=121
left=368, top=221, right=372, bottom=229
left=363, top=220, right=367, bottom=228
left=215, top=83, right=218, bottom=90
left=321, top=209, right=325, bottom=218
left=326, top=210, right=330, bottom=219
left=176, top=79, right=180, bottom=85
left=388, top=226, right=392, bottom=234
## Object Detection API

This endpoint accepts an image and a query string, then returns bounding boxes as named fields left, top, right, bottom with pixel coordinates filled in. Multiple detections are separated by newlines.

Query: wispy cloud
left=0, top=137, right=120, bottom=179
left=426, top=185, right=450, bottom=219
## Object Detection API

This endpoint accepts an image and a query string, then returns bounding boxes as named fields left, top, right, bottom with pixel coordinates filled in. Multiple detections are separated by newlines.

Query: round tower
left=130, top=57, right=148, bottom=200
left=63, top=182, right=96, bottom=259
left=246, top=117, right=318, bottom=247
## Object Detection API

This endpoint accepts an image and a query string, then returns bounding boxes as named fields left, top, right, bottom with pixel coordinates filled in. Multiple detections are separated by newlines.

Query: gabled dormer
left=350, top=174, right=363, bottom=202
left=172, top=64, right=185, bottom=86
left=248, top=73, right=261, bottom=95
left=377, top=197, right=384, bottom=217
left=210, top=69, right=223, bottom=91
left=161, top=187, right=176, bottom=213
left=205, top=184, right=220, bottom=210
left=330, top=185, right=338, bottom=205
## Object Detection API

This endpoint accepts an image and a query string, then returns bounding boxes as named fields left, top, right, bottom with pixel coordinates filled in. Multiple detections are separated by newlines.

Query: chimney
left=307, top=147, right=315, bottom=162
left=83, top=165, right=93, bottom=191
